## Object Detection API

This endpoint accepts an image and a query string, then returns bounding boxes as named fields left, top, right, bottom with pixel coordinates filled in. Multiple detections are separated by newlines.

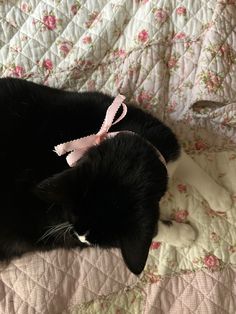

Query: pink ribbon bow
left=54, top=94, right=127, bottom=167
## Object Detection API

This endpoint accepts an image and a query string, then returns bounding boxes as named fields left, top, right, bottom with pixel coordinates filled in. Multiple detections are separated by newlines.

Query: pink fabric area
left=144, top=266, right=236, bottom=314
left=0, top=248, right=138, bottom=314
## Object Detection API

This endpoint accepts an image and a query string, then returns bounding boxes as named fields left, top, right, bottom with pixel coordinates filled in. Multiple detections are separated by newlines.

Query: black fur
left=0, top=78, right=180, bottom=274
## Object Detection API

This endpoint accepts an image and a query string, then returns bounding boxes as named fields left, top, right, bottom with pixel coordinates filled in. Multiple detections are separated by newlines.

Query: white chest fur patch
left=74, top=232, right=91, bottom=245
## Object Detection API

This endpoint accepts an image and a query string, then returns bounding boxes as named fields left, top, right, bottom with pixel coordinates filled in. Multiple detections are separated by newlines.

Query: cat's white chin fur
left=74, top=232, right=91, bottom=245
left=153, top=221, right=196, bottom=248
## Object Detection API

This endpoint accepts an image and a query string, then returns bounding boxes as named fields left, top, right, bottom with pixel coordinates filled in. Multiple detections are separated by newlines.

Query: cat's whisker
left=48, top=222, right=71, bottom=232
left=37, top=222, right=73, bottom=243
left=63, top=226, right=73, bottom=244
left=48, top=227, right=67, bottom=239
left=53, top=226, right=70, bottom=245
left=40, top=223, right=67, bottom=237
left=51, top=223, right=73, bottom=244
left=38, top=225, right=63, bottom=241
left=54, top=229, right=65, bottom=242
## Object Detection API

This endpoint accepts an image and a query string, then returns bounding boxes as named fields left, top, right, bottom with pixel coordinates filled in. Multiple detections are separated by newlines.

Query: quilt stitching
left=144, top=267, right=236, bottom=314
left=0, top=1, right=236, bottom=312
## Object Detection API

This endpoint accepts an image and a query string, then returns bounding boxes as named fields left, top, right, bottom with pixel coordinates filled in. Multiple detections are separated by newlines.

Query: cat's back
left=0, top=78, right=62, bottom=117
left=0, top=78, right=114, bottom=180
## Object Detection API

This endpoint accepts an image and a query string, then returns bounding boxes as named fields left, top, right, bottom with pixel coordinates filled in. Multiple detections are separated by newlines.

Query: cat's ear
left=120, top=223, right=154, bottom=275
left=35, top=157, right=92, bottom=203
left=34, top=169, right=77, bottom=203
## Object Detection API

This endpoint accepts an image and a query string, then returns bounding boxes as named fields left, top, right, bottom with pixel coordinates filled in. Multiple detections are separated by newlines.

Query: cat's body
left=0, top=78, right=232, bottom=274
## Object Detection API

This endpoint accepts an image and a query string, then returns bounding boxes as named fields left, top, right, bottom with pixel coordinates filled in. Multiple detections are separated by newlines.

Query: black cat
left=0, top=78, right=181, bottom=274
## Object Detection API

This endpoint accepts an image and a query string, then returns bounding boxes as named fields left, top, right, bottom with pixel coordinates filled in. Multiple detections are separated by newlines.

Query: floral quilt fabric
left=0, top=0, right=236, bottom=313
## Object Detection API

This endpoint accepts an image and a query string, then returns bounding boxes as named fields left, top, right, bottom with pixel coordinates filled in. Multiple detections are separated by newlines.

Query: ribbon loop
left=97, top=94, right=126, bottom=134
left=54, top=95, right=127, bottom=167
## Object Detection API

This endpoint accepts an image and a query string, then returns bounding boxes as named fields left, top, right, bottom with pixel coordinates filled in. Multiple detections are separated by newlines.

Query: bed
left=0, top=0, right=236, bottom=313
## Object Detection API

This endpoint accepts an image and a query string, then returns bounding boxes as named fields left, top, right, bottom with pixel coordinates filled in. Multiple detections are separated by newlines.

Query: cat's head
left=36, top=132, right=168, bottom=274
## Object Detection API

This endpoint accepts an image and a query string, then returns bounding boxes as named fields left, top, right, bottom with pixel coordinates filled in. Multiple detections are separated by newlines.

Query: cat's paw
left=207, top=189, right=232, bottom=212
left=162, top=221, right=197, bottom=248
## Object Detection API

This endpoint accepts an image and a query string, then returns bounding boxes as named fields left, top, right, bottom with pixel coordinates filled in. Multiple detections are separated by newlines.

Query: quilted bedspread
left=1, top=0, right=236, bottom=313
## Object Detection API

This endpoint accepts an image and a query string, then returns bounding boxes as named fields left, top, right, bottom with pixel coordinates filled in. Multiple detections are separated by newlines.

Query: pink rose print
left=199, top=71, right=222, bottom=92
left=184, top=41, right=192, bottom=48
left=168, top=57, right=177, bottom=68
left=138, top=29, right=149, bottom=43
left=78, top=60, right=93, bottom=68
left=72, top=60, right=94, bottom=78
left=204, top=254, right=220, bottom=269
left=10, top=66, right=25, bottom=78
left=175, top=209, right=189, bottom=222
left=71, top=4, right=79, bottom=15
left=206, top=81, right=214, bottom=92
left=195, top=139, right=208, bottom=151
left=177, top=184, right=187, bottom=193
left=150, top=241, right=161, bottom=250
left=85, top=11, right=99, bottom=28
left=72, top=69, right=81, bottom=79
left=176, top=6, right=187, bottom=15
left=137, top=91, right=152, bottom=110
left=149, top=274, right=161, bottom=283
left=43, top=59, right=53, bottom=70
left=219, top=44, right=230, bottom=55
left=174, top=32, right=186, bottom=40
left=136, top=0, right=149, bottom=4
left=43, top=14, right=57, bottom=31
left=137, top=91, right=152, bottom=104
left=210, top=74, right=220, bottom=85
left=229, top=245, right=236, bottom=253
left=59, top=41, right=73, bottom=56
left=118, top=49, right=126, bottom=57
left=87, top=80, right=96, bottom=91
left=217, top=44, right=236, bottom=63
left=210, top=232, right=219, bottom=242
left=10, top=46, right=21, bottom=54
left=205, top=207, right=227, bottom=218
left=154, top=9, right=168, bottom=23
left=113, top=49, right=126, bottom=58
left=82, top=36, right=92, bottom=44
left=167, top=101, right=177, bottom=113
left=21, top=2, right=31, bottom=13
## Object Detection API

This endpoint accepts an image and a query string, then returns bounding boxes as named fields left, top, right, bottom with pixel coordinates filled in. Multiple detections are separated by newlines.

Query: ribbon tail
left=54, top=144, right=67, bottom=156
left=54, top=135, right=97, bottom=156
left=98, top=94, right=127, bottom=134
left=66, top=148, right=88, bottom=167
